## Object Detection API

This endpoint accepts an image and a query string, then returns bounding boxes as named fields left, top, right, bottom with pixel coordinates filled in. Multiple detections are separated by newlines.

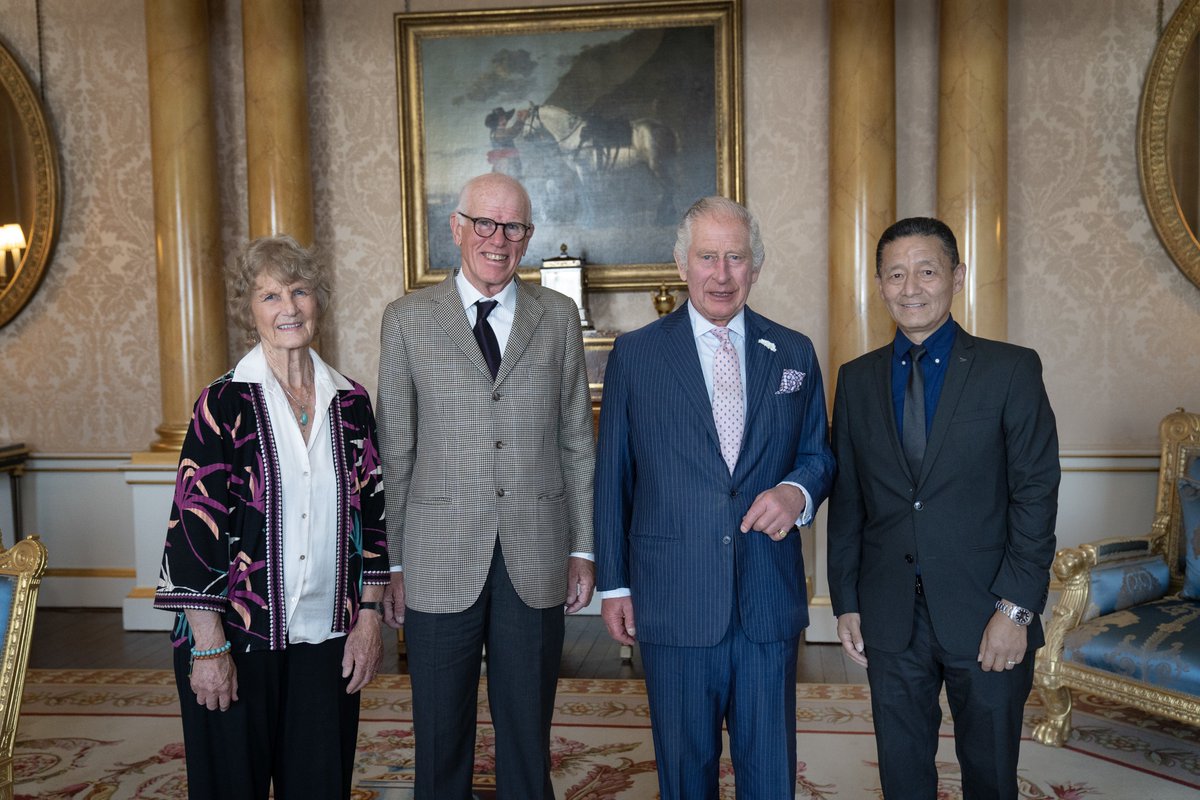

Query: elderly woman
left=154, top=235, right=389, bottom=799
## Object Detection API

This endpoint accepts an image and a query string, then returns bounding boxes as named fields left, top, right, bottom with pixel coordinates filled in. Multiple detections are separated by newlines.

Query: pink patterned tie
left=712, top=327, right=743, bottom=474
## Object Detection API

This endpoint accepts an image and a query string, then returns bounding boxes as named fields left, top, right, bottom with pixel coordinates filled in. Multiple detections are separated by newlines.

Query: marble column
left=126, top=0, right=227, bottom=630
left=814, top=0, right=897, bottom=644
left=242, top=0, right=314, bottom=243
left=142, top=0, right=227, bottom=454
left=937, top=0, right=1007, bottom=338
left=829, top=0, right=897, bottom=400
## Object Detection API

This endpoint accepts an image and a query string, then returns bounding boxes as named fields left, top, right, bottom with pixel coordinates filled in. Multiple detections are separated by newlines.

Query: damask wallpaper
left=0, top=0, right=1197, bottom=454
left=1008, top=0, right=1200, bottom=447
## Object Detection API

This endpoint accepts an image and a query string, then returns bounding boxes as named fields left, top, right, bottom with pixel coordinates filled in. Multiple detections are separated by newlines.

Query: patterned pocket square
left=776, top=369, right=805, bottom=394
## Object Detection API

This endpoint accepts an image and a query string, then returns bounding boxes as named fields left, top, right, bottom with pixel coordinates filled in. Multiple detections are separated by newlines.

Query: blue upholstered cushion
left=1063, top=596, right=1200, bottom=695
left=0, top=575, right=12, bottom=649
left=1180, top=474, right=1200, bottom=599
left=1081, top=554, right=1170, bottom=622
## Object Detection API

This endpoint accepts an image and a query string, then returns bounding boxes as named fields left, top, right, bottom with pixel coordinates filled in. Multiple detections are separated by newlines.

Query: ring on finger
left=776, top=528, right=789, bottom=539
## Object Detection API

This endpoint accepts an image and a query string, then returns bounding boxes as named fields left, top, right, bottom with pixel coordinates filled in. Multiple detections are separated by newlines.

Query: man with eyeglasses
left=377, top=172, right=595, bottom=799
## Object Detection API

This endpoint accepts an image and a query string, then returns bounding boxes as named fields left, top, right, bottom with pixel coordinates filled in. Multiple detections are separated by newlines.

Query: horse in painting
left=521, top=103, right=679, bottom=222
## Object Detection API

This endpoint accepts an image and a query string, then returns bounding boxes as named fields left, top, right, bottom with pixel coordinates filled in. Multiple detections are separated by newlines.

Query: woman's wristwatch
left=359, top=601, right=384, bottom=613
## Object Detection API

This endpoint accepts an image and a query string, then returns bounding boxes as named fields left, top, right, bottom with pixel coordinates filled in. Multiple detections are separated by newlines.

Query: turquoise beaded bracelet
left=191, top=641, right=232, bottom=660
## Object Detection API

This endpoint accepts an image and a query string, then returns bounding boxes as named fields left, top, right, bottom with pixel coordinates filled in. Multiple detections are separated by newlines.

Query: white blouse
left=232, top=344, right=352, bottom=644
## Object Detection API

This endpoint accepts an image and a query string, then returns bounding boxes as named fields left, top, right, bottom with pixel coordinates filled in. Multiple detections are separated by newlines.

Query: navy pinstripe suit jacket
left=595, top=304, right=835, bottom=647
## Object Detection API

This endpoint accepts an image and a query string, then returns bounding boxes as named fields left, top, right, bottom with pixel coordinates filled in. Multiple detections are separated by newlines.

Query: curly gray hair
left=228, top=234, right=331, bottom=343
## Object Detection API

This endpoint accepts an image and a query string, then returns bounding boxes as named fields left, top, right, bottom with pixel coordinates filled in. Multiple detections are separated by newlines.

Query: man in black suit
left=827, top=217, right=1060, bottom=799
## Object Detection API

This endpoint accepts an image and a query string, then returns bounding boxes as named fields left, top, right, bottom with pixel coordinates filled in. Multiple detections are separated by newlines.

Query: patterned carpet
left=12, top=669, right=1200, bottom=799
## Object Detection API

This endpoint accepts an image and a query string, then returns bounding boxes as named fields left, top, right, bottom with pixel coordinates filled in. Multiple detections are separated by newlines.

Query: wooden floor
left=29, top=608, right=868, bottom=684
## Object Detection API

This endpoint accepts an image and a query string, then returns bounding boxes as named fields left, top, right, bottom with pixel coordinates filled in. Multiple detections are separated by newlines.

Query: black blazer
left=827, top=325, right=1060, bottom=655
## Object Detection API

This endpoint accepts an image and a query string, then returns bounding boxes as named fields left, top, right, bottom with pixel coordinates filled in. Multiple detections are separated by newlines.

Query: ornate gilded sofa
left=0, top=535, right=48, bottom=799
left=1033, top=409, right=1200, bottom=746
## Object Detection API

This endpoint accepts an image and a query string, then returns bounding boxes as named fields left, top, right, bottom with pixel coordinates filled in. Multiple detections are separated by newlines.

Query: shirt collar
left=455, top=269, right=517, bottom=314
left=892, top=316, right=957, bottom=362
left=686, top=300, right=747, bottom=341
left=232, top=343, right=352, bottom=392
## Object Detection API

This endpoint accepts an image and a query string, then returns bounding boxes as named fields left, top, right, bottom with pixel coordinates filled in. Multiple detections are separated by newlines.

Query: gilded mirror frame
left=1138, top=0, right=1200, bottom=291
left=0, top=40, right=59, bottom=328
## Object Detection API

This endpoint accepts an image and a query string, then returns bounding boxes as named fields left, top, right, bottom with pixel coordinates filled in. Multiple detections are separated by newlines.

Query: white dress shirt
left=690, top=301, right=750, bottom=413
left=232, top=343, right=352, bottom=644
left=456, top=268, right=517, bottom=354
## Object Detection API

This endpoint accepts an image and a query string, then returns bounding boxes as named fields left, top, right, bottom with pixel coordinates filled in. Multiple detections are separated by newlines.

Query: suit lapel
left=660, top=306, right=721, bottom=452
left=495, top=278, right=544, bottom=386
left=430, top=272, right=492, bottom=381
left=742, top=308, right=774, bottom=432
left=920, top=328, right=975, bottom=482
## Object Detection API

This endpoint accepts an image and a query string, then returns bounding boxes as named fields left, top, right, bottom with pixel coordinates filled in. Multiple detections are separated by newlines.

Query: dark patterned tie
left=473, top=300, right=501, bottom=379
left=902, top=344, right=927, bottom=477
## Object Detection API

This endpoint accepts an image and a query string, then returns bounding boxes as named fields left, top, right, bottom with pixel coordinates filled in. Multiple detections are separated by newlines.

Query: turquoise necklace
left=280, top=379, right=312, bottom=428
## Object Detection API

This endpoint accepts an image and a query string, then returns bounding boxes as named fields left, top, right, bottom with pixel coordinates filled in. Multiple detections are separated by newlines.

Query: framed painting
left=395, top=0, right=743, bottom=292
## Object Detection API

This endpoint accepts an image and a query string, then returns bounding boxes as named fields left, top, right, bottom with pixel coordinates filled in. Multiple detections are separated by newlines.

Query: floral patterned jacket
left=153, top=370, right=390, bottom=651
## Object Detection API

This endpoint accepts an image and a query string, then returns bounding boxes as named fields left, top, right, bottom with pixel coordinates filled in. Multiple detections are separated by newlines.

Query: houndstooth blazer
left=377, top=272, right=594, bottom=613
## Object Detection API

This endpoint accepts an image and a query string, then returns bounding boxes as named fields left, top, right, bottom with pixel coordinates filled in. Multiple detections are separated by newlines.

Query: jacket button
left=913, top=501, right=923, bottom=511
left=722, top=536, right=732, bottom=545
left=495, top=440, right=504, bottom=449
left=905, top=554, right=914, bottom=564
left=729, top=489, right=738, bottom=497
left=492, top=391, right=502, bottom=401
left=496, top=489, right=505, bottom=498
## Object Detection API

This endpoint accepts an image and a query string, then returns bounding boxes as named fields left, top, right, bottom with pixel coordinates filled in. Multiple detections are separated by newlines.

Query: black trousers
left=865, top=590, right=1033, bottom=800
left=405, top=541, right=565, bottom=800
left=174, top=636, right=361, bottom=800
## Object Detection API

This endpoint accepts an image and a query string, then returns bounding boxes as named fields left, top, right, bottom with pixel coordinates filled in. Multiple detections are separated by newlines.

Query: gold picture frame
left=395, top=0, right=743, bottom=293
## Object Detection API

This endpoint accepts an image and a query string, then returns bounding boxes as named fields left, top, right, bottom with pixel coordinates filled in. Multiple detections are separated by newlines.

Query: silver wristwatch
left=995, top=599, right=1033, bottom=626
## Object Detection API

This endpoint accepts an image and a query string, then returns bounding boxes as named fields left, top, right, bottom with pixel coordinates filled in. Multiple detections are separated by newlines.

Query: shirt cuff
left=390, top=564, right=403, bottom=573
left=780, top=481, right=815, bottom=526
left=597, top=587, right=631, bottom=599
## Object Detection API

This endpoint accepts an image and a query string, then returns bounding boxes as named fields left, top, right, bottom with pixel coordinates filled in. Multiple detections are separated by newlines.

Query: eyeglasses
left=456, top=212, right=531, bottom=242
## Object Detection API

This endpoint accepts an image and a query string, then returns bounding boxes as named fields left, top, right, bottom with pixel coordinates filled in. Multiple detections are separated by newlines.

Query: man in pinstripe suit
left=594, top=196, right=836, bottom=799
left=376, top=173, right=595, bottom=800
